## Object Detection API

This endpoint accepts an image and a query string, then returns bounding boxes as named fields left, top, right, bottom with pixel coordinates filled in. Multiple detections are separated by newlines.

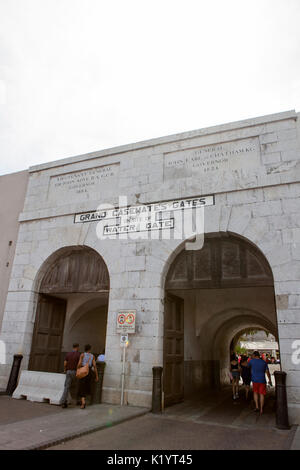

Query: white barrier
left=12, top=370, right=67, bottom=405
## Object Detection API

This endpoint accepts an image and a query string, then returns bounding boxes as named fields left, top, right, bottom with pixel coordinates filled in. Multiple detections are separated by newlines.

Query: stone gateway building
left=0, top=110, right=300, bottom=424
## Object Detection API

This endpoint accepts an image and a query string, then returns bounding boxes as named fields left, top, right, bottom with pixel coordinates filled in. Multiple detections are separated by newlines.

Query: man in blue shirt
left=249, top=351, right=272, bottom=414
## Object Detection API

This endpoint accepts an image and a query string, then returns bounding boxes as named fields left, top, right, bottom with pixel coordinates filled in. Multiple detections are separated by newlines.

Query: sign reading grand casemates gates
left=74, top=195, right=214, bottom=235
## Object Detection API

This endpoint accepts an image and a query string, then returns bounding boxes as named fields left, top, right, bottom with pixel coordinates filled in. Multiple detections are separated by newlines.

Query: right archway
left=164, top=232, right=280, bottom=406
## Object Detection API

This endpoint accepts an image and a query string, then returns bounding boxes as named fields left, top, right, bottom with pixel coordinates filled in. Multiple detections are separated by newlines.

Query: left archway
left=29, top=246, right=109, bottom=373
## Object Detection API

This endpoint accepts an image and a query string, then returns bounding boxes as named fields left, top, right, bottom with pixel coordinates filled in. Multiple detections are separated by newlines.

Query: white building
left=0, top=110, right=299, bottom=423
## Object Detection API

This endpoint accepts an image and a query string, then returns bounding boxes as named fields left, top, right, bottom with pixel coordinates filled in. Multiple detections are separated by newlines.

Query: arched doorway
left=163, top=232, right=279, bottom=407
left=29, top=246, right=109, bottom=373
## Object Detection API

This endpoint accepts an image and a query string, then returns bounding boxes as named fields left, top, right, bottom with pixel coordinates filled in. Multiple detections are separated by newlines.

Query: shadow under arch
left=66, top=296, right=108, bottom=334
left=200, top=307, right=277, bottom=354
left=162, top=231, right=279, bottom=405
left=193, top=307, right=277, bottom=389
left=28, top=244, right=110, bottom=373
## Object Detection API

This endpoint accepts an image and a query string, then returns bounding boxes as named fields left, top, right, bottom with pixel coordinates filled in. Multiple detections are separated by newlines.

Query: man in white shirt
left=97, top=349, right=105, bottom=362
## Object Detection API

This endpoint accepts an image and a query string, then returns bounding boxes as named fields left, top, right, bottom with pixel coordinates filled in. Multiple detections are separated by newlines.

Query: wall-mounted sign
left=116, top=310, right=136, bottom=334
left=120, top=334, right=129, bottom=347
left=74, top=195, right=214, bottom=236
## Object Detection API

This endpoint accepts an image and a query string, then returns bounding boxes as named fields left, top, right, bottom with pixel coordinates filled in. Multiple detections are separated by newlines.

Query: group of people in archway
left=230, top=351, right=272, bottom=415
left=60, top=343, right=105, bottom=409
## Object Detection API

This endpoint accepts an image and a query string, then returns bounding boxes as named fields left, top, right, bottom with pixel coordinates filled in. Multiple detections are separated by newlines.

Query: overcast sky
left=0, top=0, right=300, bottom=175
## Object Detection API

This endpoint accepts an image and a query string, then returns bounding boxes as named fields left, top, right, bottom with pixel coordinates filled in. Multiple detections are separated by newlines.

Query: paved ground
left=291, top=425, right=300, bottom=450
left=0, top=396, right=149, bottom=450
left=49, top=414, right=296, bottom=450
left=163, top=387, right=277, bottom=428
left=0, top=395, right=68, bottom=425
left=0, top=387, right=298, bottom=450
left=49, top=387, right=298, bottom=450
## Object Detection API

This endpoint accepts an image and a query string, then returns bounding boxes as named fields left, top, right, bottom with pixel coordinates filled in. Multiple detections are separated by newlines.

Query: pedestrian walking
left=60, top=343, right=81, bottom=408
left=249, top=351, right=272, bottom=415
left=97, top=349, right=106, bottom=362
left=240, top=355, right=251, bottom=400
left=77, top=344, right=99, bottom=409
left=230, top=353, right=240, bottom=400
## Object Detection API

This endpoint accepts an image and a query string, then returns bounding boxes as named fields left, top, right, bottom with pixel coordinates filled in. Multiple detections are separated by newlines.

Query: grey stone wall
left=0, top=110, right=299, bottom=422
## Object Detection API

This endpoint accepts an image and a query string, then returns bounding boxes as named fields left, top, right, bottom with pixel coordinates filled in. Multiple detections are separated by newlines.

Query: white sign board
left=120, top=334, right=128, bottom=347
left=74, top=195, right=215, bottom=230
left=116, top=310, right=136, bottom=334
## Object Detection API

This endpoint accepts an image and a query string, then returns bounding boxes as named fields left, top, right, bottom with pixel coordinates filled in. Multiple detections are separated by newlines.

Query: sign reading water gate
left=74, top=195, right=215, bottom=235
left=116, top=310, right=136, bottom=333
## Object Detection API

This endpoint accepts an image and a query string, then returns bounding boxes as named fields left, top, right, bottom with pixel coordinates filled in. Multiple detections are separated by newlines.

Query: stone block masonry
left=0, top=110, right=299, bottom=424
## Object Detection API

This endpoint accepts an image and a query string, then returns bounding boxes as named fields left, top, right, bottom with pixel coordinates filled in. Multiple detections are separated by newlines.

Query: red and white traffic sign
left=116, top=310, right=136, bottom=333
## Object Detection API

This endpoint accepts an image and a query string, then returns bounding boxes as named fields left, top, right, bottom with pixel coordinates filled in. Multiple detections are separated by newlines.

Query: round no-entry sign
left=117, top=313, right=126, bottom=325
left=126, top=313, right=135, bottom=324
left=116, top=310, right=136, bottom=333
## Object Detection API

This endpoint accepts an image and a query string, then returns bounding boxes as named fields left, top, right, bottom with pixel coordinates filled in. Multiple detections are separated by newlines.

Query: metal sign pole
left=121, top=342, right=126, bottom=406
left=117, top=312, right=135, bottom=407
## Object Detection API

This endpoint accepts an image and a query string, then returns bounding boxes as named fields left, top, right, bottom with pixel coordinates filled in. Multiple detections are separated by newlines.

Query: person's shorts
left=242, top=378, right=251, bottom=386
left=253, top=382, right=266, bottom=395
left=231, top=371, right=240, bottom=379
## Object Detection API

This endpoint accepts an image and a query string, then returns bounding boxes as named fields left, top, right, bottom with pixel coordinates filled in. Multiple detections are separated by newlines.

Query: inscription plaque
left=48, top=163, right=120, bottom=200
left=164, top=137, right=261, bottom=179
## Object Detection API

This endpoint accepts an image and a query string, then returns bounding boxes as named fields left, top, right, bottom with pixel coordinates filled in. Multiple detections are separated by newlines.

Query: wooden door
left=29, top=294, right=66, bottom=373
left=163, top=293, right=184, bottom=407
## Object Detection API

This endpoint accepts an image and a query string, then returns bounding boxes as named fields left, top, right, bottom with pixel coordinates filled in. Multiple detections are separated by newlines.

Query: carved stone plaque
left=164, top=137, right=261, bottom=180
left=48, top=163, right=120, bottom=201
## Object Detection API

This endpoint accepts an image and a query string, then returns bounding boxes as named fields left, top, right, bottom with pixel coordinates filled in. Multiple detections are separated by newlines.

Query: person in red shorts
left=248, top=351, right=272, bottom=415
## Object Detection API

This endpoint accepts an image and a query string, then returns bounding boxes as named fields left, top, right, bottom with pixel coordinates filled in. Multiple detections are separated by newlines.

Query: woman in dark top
left=229, top=353, right=240, bottom=400
left=240, top=355, right=251, bottom=400
left=77, top=344, right=99, bottom=409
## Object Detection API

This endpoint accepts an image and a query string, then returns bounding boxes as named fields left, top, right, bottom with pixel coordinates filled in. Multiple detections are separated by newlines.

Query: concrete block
left=292, top=244, right=300, bottom=260
left=288, top=403, right=300, bottom=426
left=282, top=198, right=300, bottom=214
left=126, top=256, right=146, bottom=272
left=218, top=205, right=231, bottom=232
left=252, top=200, right=282, bottom=218
left=275, top=281, right=300, bottom=294
left=268, top=215, right=292, bottom=231
left=280, top=338, right=300, bottom=355
left=258, top=230, right=282, bottom=254
left=145, top=256, right=166, bottom=273
left=12, top=370, right=67, bottom=405
left=273, top=261, right=300, bottom=282
left=226, top=189, right=264, bottom=205
left=289, top=295, right=300, bottom=308
left=282, top=228, right=300, bottom=244
left=204, top=205, right=222, bottom=233
left=266, top=245, right=291, bottom=267
left=276, top=294, right=289, bottom=309
left=286, top=371, right=300, bottom=387
left=259, top=132, right=277, bottom=144
left=262, top=152, right=281, bottom=165
left=281, top=149, right=300, bottom=162
left=266, top=119, right=296, bottom=133
left=244, top=216, right=269, bottom=245
left=277, top=128, right=298, bottom=141
left=278, top=323, right=300, bottom=339
left=227, top=205, right=252, bottom=235
left=277, top=309, right=300, bottom=324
